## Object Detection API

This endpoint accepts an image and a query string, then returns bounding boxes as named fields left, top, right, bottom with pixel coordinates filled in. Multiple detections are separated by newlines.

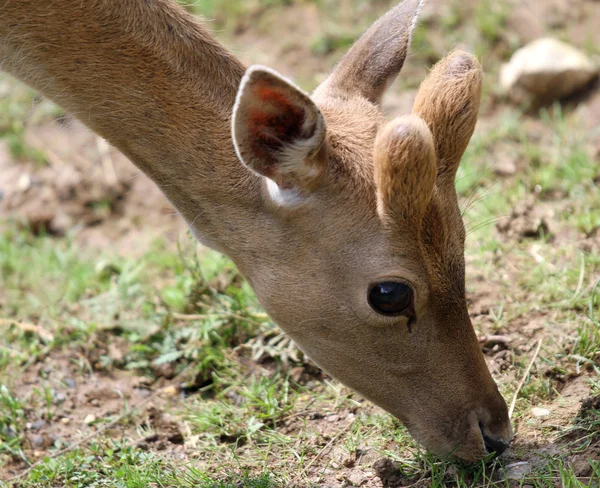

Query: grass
left=2, top=0, right=600, bottom=486
left=0, top=386, right=27, bottom=466
left=0, top=74, right=55, bottom=165
left=8, top=443, right=278, bottom=488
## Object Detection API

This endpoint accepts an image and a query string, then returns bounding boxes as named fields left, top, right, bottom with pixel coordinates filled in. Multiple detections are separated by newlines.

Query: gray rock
left=344, top=470, right=370, bottom=486
left=531, top=406, right=551, bottom=418
left=493, top=156, right=517, bottom=177
left=502, top=461, right=532, bottom=480
left=501, top=38, right=598, bottom=102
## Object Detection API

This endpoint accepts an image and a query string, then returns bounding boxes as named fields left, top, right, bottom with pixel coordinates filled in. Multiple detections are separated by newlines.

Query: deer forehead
left=307, top=98, right=384, bottom=209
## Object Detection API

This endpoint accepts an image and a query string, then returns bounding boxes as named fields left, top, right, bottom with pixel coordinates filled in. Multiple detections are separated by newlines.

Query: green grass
left=0, top=386, right=27, bottom=466
left=0, top=73, right=55, bottom=165
left=5, top=443, right=278, bottom=488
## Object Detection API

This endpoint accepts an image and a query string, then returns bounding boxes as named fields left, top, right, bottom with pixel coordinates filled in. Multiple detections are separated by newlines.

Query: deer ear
left=412, top=51, right=482, bottom=187
left=232, top=66, right=327, bottom=195
left=315, top=0, right=424, bottom=104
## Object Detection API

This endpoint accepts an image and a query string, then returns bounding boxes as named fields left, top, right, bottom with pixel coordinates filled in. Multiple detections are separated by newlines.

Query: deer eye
left=368, top=282, right=414, bottom=316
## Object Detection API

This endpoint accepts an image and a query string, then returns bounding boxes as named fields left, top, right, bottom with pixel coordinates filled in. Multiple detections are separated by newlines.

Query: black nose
left=482, top=432, right=510, bottom=456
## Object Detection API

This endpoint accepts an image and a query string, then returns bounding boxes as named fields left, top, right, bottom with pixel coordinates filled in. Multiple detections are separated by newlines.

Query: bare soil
left=0, top=118, right=186, bottom=256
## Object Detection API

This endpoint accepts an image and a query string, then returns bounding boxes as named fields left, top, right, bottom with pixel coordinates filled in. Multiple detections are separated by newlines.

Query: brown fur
left=374, top=115, right=437, bottom=228
left=0, top=0, right=512, bottom=461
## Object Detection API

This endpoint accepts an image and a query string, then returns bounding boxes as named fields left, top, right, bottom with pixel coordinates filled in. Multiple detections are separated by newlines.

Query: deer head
left=230, top=0, right=512, bottom=461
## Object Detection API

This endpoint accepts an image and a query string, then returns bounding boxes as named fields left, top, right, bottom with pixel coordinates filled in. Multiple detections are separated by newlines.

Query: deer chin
left=366, top=381, right=513, bottom=462
left=403, top=407, right=513, bottom=462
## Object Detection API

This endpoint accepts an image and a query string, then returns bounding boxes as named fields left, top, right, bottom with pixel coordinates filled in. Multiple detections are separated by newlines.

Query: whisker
left=458, top=174, right=492, bottom=213
left=461, top=190, right=504, bottom=219
left=465, top=215, right=510, bottom=236
left=460, top=180, right=502, bottom=218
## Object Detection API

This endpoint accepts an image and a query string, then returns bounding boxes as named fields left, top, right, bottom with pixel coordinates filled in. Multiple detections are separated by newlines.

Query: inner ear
left=232, top=66, right=326, bottom=193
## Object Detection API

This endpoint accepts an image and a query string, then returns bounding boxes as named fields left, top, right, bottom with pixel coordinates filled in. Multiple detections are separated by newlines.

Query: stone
left=493, top=157, right=517, bottom=177
left=29, top=420, right=46, bottom=431
left=83, top=414, right=96, bottom=425
left=502, top=461, right=532, bottom=480
left=162, top=385, right=179, bottom=397
left=500, top=38, right=598, bottom=102
left=344, top=470, right=369, bottom=486
left=531, top=406, right=551, bottom=418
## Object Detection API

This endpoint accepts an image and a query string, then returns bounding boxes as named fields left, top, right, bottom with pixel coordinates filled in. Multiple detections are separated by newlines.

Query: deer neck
left=0, top=0, right=262, bottom=253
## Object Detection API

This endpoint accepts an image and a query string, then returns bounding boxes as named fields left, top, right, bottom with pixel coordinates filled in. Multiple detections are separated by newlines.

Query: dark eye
left=368, top=281, right=414, bottom=316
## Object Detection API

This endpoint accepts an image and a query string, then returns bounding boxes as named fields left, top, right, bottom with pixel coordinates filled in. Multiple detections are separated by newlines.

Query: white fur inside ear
left=276, top=113, right=325, bottom=177
left=265, top=178, right=307, bottom=208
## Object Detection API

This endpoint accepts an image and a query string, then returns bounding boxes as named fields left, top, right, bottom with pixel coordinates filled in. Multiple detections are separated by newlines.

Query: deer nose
left=480, top=423, right=511, bottom=457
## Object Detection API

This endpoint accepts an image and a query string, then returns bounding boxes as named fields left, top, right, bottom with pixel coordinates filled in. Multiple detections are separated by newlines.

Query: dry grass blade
left=509, top=339, right=543, bottom=419
left=299, top=421, right=354, bottom=477
left=0, top=318, right=54, bottom=342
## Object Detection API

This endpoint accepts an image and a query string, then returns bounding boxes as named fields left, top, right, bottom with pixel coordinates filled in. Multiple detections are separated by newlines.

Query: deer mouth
left=480, top=422, right=512, bottom=457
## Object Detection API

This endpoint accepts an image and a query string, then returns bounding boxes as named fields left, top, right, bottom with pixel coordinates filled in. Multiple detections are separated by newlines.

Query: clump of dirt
left=580, top=395, right=600, bottom=416
left=496, top=198, right=552, bottom=240
left=136, top=407, right=185, bottom=451
left=569, top=441, right=600, bottom=478
left=579, top=228, right=600, bottom=253
left=372, top=457, right=413, bottom=488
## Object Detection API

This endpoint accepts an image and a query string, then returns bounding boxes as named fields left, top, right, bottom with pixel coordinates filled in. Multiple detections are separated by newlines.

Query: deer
left=0, top=0, right=513, bottom=462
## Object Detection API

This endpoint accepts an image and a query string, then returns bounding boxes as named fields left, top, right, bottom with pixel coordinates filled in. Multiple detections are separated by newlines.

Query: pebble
left=502, top=461, right=532, bottom=480
left=493, top=157, right=517, bottom=177
left=29, top=420, right=46, bottom=431
left=344, top=470, right=370, bottom=486
left=531, top=407, right=551, bottom=418
left=29, top=434, right=47, bottom=448
left=83, top=414, right=96, bottom=425
left=53, top=392, right=66, bottom=405
left=162, top=385, right=179, bottom=397
left=17, top=173, right=32, bottom=191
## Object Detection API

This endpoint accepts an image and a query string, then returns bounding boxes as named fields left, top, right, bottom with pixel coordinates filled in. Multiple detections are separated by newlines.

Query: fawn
left=0, top=0, right=512, bottom=460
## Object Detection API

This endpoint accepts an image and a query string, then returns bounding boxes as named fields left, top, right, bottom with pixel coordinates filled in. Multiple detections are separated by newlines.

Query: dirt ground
left=1, top=0, right=599, bottom=486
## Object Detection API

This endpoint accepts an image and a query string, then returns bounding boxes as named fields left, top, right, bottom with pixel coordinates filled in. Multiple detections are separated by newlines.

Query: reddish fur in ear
left=412, top=51, right=482, bottom=185
left=374, top=115, right=437, bottom=227
left=247, top=85, right=306, bottom=180
left=232, top=66, right=326, bottom=192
